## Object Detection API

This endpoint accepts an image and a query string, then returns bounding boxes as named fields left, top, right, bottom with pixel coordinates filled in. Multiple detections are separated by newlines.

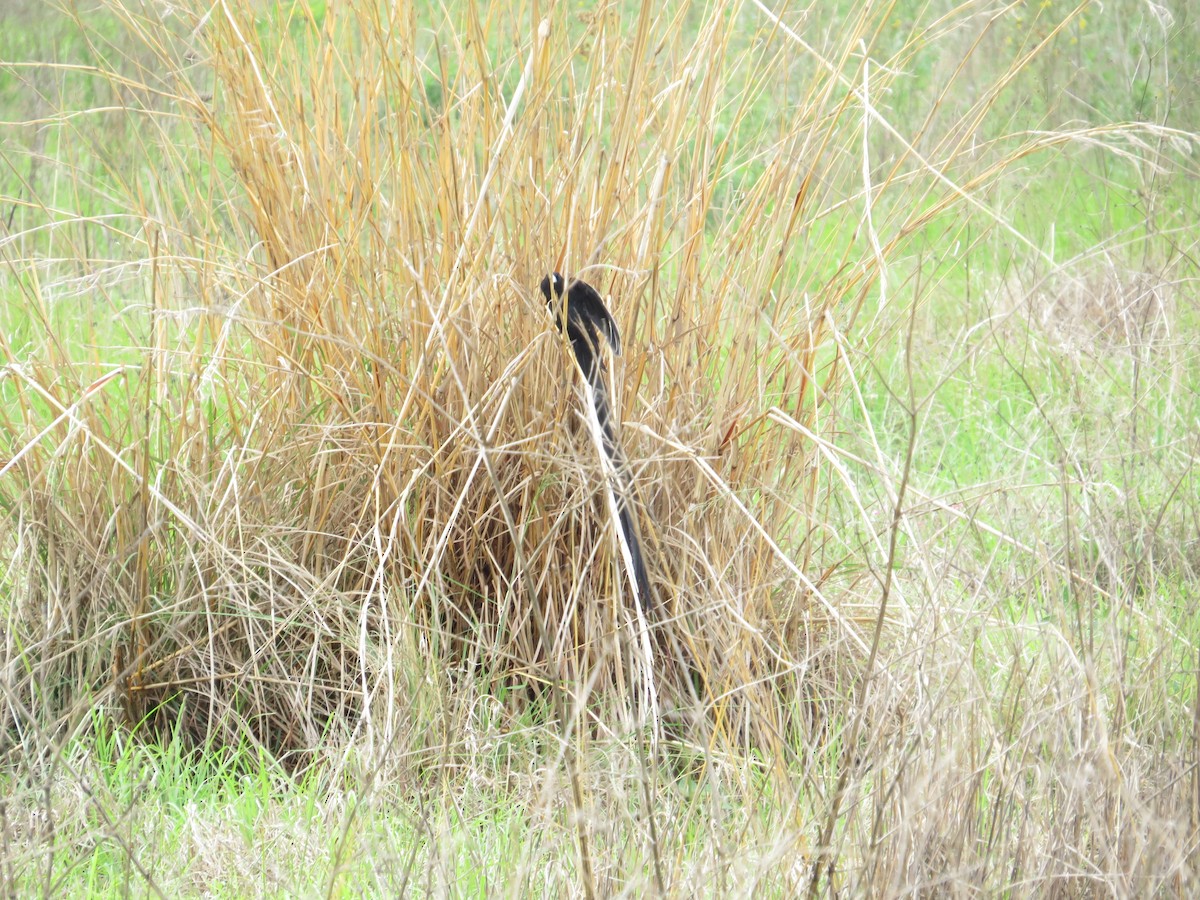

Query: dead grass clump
left=1007, top=263, right=1178, bottom=356
left=2, top=0, right=864, bottom=764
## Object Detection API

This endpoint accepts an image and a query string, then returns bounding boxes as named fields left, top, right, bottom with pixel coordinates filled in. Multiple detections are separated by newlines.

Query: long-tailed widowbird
left=541, top=272, right=652, bottom=610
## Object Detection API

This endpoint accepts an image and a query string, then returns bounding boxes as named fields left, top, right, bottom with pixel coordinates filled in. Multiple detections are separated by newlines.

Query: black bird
left=541, top=272, right=651, bottom=609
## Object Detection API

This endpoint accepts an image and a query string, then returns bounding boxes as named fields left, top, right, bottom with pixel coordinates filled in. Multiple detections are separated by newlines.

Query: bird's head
left=540, top=272, right=565, bottom=308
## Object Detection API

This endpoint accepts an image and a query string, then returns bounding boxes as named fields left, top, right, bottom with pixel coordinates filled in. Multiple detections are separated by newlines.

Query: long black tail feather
left=541, top=272, right=652, bottom=609
left=589, top=370, right=652, bottom=605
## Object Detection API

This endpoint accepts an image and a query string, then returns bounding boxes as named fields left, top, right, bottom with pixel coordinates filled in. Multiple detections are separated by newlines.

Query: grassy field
left=2, top=0, right=1199, bottom=895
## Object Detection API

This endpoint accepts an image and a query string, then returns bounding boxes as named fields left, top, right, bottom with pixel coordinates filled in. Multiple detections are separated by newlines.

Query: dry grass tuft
left=1, top=0, right=860, bottom=762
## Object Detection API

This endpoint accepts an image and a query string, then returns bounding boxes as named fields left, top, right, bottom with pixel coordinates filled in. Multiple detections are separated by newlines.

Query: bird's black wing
left=540, top=273, right=622, bottom=357
left=539, top=271, right=651, bottom=609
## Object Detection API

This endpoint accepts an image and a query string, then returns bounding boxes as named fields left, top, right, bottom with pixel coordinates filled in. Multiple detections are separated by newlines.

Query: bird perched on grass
left=541, top=272, right=651, bottom=610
